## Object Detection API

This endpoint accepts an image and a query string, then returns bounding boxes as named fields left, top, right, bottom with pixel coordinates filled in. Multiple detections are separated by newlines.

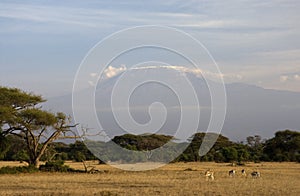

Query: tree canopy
left=263, top=130, right=300, bottom=162
left=0, top=86, right=76, bottom=167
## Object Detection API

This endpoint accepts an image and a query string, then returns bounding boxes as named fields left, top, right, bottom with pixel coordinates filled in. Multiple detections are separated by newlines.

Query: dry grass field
left=0, top=161, right=299, bottom=195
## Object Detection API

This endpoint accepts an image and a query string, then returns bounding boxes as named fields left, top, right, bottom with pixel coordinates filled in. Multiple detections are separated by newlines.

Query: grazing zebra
left=241, top=169, right=246, bottom=177
left=205, top=170, right=214, bottom=181
left=229, top=170, right=236, bottom=177
left=251, top=171, right=260, bottom=178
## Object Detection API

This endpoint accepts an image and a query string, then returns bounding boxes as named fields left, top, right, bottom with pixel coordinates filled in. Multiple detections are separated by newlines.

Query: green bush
left=73, top=151, right=86, bottom=162
left=0, top=165, right=38, bottom=174
left=39, top=160, right=74, bottom=172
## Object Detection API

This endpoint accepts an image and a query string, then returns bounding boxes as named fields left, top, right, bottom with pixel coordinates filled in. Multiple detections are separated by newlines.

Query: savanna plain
left=0, top=162, right=299, bottom=196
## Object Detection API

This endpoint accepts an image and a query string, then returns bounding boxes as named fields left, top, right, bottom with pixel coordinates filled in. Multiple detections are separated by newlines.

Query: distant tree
left=0, top=86, right=77, bottom=167
left=234, top=144, right=250, bottom=163
left=112, top=134, right=173, bottom=151
left=0, top=131, right=9, bottom=159
left=47, top=142, right=70, bottom=161
left=247, top=135, right=262, bottom=148
left=221, top=147, right=238, bottom=162
left=246, top=134, right=264, bottom=161
left=178, top=132, right=234, bottom=162
left=264, top=130, right=300, bottom=162
left=2, top=134, right=28, bottom=161
left=69, top=141, right=96, bottom=161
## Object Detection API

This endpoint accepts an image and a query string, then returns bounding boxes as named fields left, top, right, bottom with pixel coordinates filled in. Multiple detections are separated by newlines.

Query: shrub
left=0, top=165, right=38, bottom=174
left=39, top=160, right=74, bottom=172
left=73, top=151, right=86, bottom=162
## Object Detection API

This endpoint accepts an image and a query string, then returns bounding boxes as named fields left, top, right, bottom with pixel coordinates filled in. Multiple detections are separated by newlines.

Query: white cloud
left=103, top=64, right=127, bottom=79
left=88, top=80, right=96, bottom=86
left=174, top=20, right=240, bottom=28
left=280, top=75, right=289, bottom=82
left=0, top=3, right=118, bottom=32
left=90, top=73, right=98, bottom=78
left=1, top=1, right=291, bottom=33
left=101, top=64, right=243, bottom=82
left=293, top=74, right=300, bottom=81
left=132, top=65, right=203, bottom=76
left=279, top=74, right=300, bottom=83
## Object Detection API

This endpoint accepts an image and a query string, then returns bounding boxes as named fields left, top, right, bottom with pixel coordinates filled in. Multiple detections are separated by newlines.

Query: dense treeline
left=106, top=130, right=300, bottom=163
left=179, top=130, right=300, bottom=163
left=1, top=130, right=299, bottom=164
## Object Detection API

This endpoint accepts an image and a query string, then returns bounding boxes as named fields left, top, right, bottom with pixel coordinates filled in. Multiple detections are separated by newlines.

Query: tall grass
left=0, top=162, right=299, bottom=195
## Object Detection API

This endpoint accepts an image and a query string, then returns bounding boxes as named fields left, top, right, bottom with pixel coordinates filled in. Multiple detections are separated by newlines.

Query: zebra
left=229, top=170, right=236, bottom=177
left=241, top=169, right=247, bottom=177
left=205, top=169, right=214, bottom=181
left=251, top=171, right=260, bottom=178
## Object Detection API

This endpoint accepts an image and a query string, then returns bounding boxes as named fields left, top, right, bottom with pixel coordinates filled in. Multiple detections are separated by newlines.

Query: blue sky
left=0, top=0, right=300, bottom=97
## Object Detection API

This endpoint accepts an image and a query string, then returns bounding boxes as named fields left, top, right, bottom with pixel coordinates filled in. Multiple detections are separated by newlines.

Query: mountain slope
left=45, top=68, right=300, bottom=141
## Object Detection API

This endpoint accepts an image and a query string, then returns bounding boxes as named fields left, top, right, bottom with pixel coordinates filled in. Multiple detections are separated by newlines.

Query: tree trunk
left=33, top=159, right=40, bottom=168
left=28, top=158, right=40, bottom=168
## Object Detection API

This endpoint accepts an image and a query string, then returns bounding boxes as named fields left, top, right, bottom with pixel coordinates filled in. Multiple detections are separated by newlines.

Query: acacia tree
left=0, top=87, right=77, bottom=167
left=264, top=130, right=300, bottom=162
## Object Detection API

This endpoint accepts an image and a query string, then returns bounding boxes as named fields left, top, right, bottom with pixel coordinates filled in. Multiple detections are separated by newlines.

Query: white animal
left=229, top=170, right=236, bottom=177
left=251, top=171, right=260, bottom=178
left=205, top=170, right=214, bottom=181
